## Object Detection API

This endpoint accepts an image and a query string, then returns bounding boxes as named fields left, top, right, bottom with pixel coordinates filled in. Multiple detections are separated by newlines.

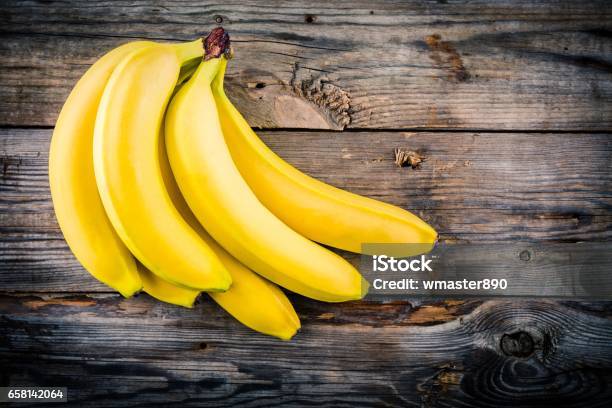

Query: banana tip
left=360, top=276, right=370, bottom=299
left=278, top=327, right=300, bottom=341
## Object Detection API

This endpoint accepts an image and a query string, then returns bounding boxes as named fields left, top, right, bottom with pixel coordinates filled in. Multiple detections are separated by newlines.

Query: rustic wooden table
left=1, top=1, right=612, bottom=406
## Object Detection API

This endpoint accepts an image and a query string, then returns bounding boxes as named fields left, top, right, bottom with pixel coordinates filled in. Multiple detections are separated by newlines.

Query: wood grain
left=1, top=128, right=611, bottom=292
left=1, top=2, right=611, bottom=405
left=1, top=0, right=611, bottom=129
left=1, top=294, right=611, bottom=406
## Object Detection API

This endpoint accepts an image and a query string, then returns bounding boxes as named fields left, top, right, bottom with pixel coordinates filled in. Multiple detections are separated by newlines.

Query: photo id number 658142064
left=0, top=387, right=67, bottom=403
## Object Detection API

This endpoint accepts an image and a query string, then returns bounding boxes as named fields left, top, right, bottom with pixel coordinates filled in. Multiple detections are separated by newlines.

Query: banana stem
left=194, top=58, right=224, bottom=87
left=211, top=57, right=228, bottom=93
left=173, top=27, right=230, bottom=71
left=182, top=27, right=230, bottom=86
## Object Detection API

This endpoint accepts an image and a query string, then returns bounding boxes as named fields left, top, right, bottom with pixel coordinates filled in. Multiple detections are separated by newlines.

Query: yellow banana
left=93, top=41, right=232, bottom=292
left=165, top=29, right=367, bottom=302
left=140, top=128, right=300, bottom=339
left=138, top=262, right=200, bottom=308
left=50, top=40, right=156, bottom=297
left=211, top=63, right=437, bottom=255
left=208, top=250, right=301, bottom=340
left=139, top=253, right=299, bottom=339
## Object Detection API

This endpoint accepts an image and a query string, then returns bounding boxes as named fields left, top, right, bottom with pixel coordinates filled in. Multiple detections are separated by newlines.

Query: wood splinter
left=394, top=148, right=425, bottom=168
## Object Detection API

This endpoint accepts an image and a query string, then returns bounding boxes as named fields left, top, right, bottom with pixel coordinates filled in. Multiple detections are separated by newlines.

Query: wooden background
left=1, top=1, right=612, bottom=406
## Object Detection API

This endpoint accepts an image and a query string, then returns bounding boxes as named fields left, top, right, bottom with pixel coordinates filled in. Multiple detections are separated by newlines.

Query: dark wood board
left=2, top=294, right=612, bottom=407
left=1, top=0, right=612, bottom=130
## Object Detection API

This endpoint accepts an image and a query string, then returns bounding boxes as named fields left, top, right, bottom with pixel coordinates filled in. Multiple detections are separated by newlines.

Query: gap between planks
left=2, top=125, right=612, bottom=134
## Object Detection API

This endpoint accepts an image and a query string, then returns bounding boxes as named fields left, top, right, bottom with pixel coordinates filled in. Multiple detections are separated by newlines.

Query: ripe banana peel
left=209, top=252, right=301, bottom=340
left=165, top=32, right=367, bottom=302
left=156, top=124, right=300, bottom=340
left=50, top=40, right=155, bottom=297
left=211, top=62, right=437, bottom=256
left=93, top=41, right=232, bottom=292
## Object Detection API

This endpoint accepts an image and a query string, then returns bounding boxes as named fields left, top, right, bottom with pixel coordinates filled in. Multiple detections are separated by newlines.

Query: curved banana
left=50, top=40, right=155, bottom=297
left=143, top=132, right=300, bottom=339
left=165, top=29, right=367, bottom=302
left=209, top=250, right=301, bottom=340
left=93, top=42, right=231, bottom=291
left=211, top=63, right=437, bottom=255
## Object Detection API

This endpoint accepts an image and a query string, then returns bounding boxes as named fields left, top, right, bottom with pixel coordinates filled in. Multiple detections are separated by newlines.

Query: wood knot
left=394, top=148, right=425, bottom=168
left=304, top=14, right=316, bottom=23
left=519, top=250, right=531, bottom=261
left=290, top=63, right=351, bottom=129
left=500, top=331, right=535, bottom=358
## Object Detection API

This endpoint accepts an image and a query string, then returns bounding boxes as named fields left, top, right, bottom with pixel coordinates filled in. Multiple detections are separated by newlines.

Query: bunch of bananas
left=49, top=28, right=437, bottom=339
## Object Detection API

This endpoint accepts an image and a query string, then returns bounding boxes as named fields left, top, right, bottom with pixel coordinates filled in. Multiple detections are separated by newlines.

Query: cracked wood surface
left=2, top=295, right=612, bottom=407
left=1, top=0, right=612, bottom=129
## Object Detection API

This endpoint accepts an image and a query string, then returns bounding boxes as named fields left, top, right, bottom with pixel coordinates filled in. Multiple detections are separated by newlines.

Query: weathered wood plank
left=1, top=128, right=611, bottom=292
left=1, top=1, right=611, bottom=129
left=1, top=294, right=611, bottom=406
